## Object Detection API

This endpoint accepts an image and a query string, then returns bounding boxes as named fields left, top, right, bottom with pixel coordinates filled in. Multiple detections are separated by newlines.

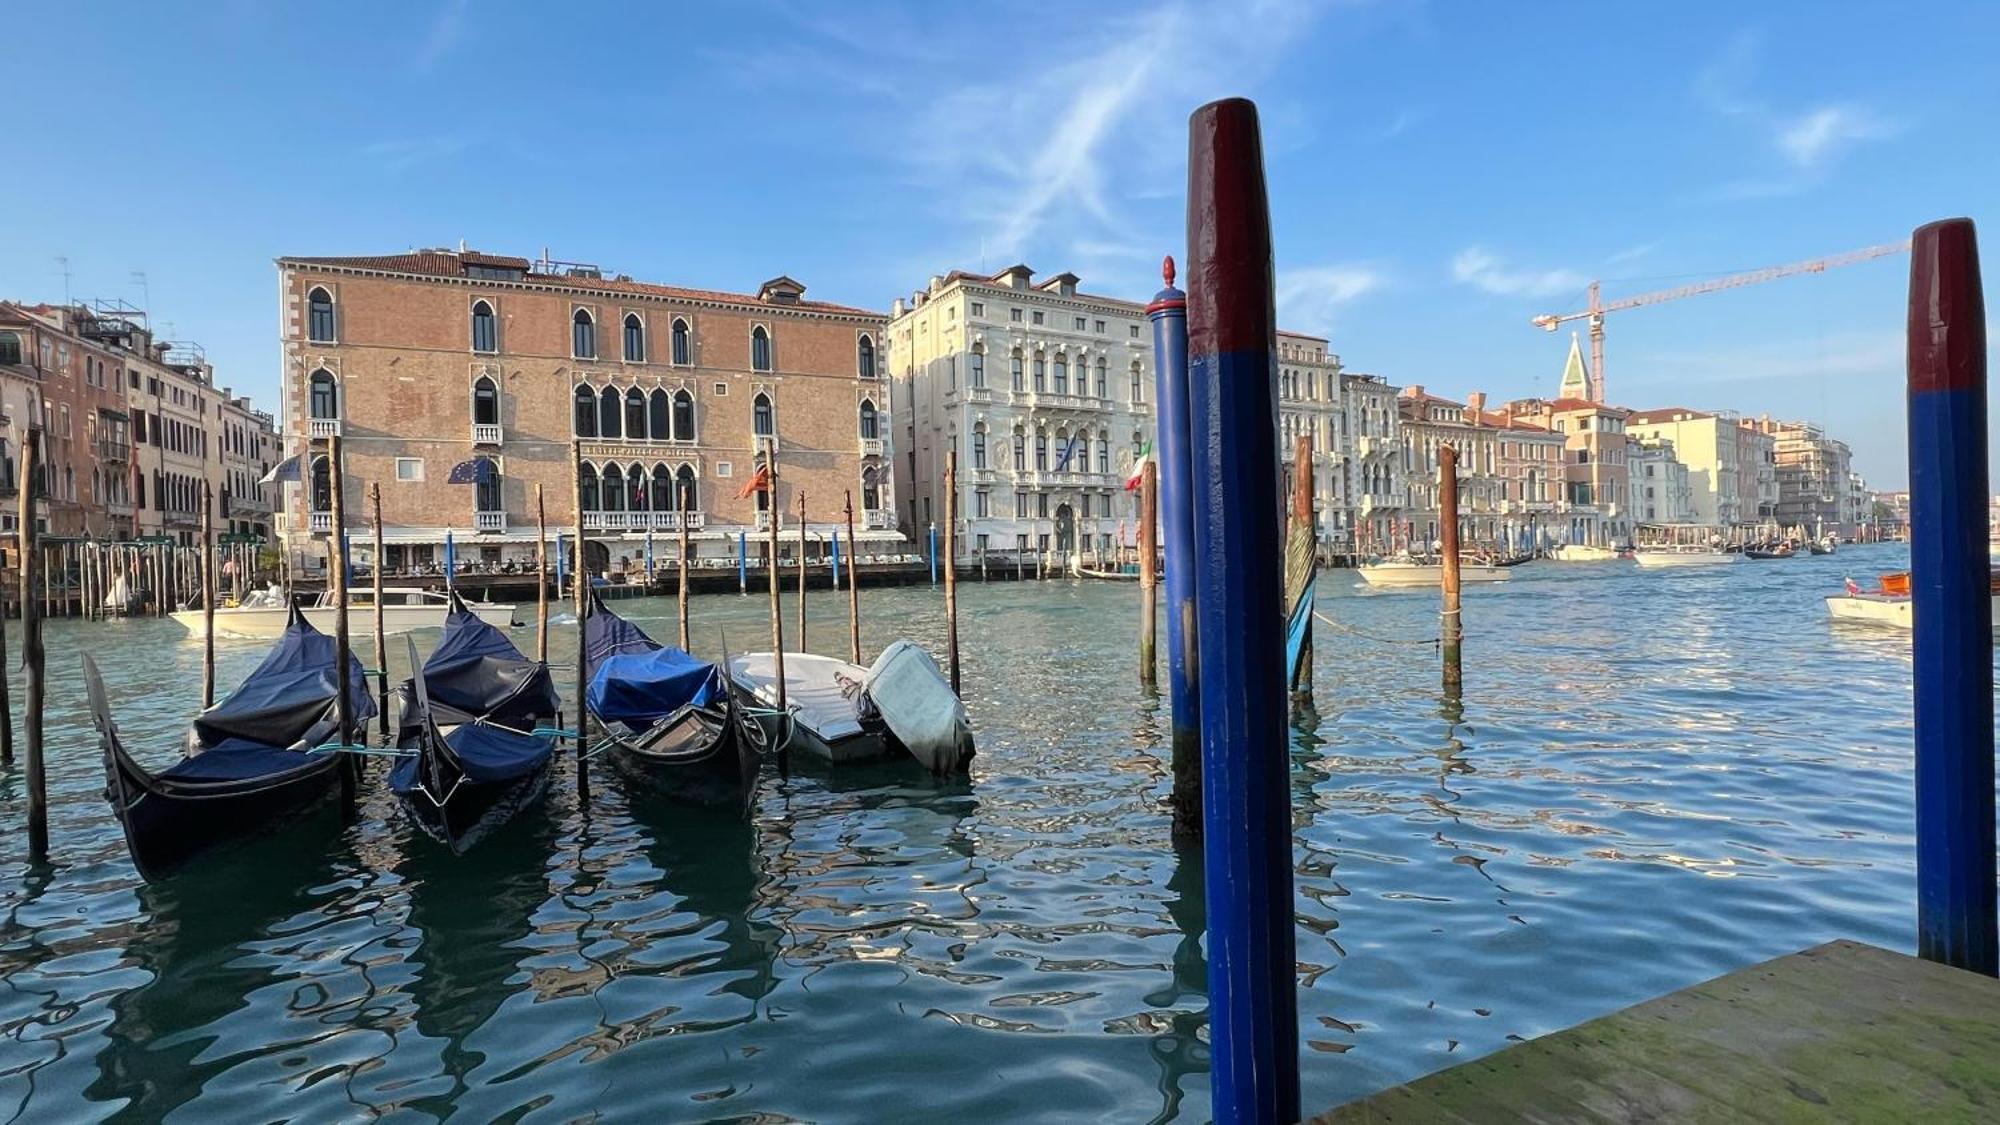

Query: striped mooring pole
left=1185, top=97, right=1299, bottom=1122
left=1148, top=254, right=1202, bottom=838
left=1908, top=216, right=1996, bottom=975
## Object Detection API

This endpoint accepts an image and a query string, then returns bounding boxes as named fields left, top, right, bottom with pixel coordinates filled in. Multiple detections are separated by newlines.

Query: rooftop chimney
left=1467, top=391, right=1487, bottom=421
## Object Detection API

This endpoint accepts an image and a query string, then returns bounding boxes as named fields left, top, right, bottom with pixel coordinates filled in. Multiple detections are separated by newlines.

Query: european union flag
left=447, top=459, right=495, bottom=485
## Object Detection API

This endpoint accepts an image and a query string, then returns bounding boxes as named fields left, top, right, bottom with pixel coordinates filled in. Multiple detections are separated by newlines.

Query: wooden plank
left=1313, top=940, right=2000, bottom=1124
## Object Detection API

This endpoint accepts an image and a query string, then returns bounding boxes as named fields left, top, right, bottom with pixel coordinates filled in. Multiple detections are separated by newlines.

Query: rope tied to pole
left=1312, top=609, right=1440, bottom=647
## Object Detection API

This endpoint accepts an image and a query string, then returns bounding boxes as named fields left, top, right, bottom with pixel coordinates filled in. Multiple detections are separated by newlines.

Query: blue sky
left=4, top=1, right=1994, bottom=488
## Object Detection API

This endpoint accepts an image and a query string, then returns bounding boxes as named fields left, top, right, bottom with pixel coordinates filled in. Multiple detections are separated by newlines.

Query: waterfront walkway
left=1314, top=939, right=2000, bottom=1123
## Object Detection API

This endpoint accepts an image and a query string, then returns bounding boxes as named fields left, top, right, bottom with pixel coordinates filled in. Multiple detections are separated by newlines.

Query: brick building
left=276, top=249, right=897, bottom=575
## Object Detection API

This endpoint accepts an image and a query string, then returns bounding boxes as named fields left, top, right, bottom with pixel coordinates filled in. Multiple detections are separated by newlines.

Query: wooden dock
left=1313, top=940, right=2000, bottom=1123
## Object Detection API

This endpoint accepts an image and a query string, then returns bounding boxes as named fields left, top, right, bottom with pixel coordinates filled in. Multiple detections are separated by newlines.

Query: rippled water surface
left=0, top=546, right=1931, bottom=1121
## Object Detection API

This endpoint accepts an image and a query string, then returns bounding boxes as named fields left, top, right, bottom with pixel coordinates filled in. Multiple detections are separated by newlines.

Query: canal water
left=0, top=545, right=1927, bottom=1121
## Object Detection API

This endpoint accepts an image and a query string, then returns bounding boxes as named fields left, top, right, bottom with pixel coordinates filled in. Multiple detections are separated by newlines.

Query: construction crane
left=1531, top=241, right=1910, bottom=403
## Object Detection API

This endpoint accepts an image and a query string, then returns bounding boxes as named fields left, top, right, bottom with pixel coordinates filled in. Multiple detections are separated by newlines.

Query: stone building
left=1397, top=387, right=1506, bottom=547
left=275, top=249, right=896, bottom=575
left=1340, top=371, right=1405, bottom=553
left=886, top=265, right=1154, bottom=562
left=1473, top=403, right=1566, bottom=549
left=1745, top=417, right=1850, bottom=535
left=0, top=302, right=148, bottom=540
left=1277, top=331, right=1347, bottom=545
left=1628, top=438, right=1696, bottom=525
left=1501, top=397, right=1631, bottom=546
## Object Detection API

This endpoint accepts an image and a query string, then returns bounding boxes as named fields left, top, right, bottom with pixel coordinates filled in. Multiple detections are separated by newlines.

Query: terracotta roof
left=1473, top=409, right=1554, bottom=431
left=281, top=252, right=884, bottom=318
left=1545, top=397, right=1629, bottom=415
left=1626, top=407, right=1714, bottom=425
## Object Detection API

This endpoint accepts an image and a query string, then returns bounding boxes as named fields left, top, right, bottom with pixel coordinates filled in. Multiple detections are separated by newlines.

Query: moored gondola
left=390, top=595, right=561, bottom=852
left=585, top=594, right=762, bottom=807
left=82, top=605, right=377, bottom=882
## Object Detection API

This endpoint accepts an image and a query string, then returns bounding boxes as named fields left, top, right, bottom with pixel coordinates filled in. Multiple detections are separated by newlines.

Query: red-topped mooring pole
left=1908, top=216, right=1995, bottom=975
left=1186, top=97, right=1299, bottom=1122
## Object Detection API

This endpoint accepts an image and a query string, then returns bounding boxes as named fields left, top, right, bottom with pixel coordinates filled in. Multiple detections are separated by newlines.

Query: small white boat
left=1550, top=543, right=1621, bottom=563
left=864, top=641, right=974, bottom=773
left=1824, top=593, right=1913, bottom=628
left=727, top=652, right=887, bottom=764
left=171, top=587, right=518, bottom=639
left=1356, top=558, right=1512, bottom=588
left=1631, top=546, right=1738, bottom=569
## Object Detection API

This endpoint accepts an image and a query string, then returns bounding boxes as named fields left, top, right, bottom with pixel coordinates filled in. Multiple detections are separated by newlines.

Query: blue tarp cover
left=163, top=743, right=322, bottom=782
left=191, top=608, right=377, bottom=752
left=589, top=647, right=723, bottom=725
left=389, top=722, right=552, bottom=793
left=583, top=595, right=660, bottom=665
left=412, top=601, right=559, bottom=729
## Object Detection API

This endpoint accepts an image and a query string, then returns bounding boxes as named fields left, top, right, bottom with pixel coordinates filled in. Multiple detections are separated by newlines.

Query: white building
left=1629, top=437, right=1695, bottom=524
left=1277, top=331, right=1349, bottom=546
left=887, top=266, right=1155, bottom=561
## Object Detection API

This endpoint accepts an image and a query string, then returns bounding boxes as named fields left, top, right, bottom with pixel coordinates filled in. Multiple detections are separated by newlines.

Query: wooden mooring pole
left=20, top=429, right=46, bottom=858
left=1907, top=216, right=1996, bottom=975
left=944, top=450, right=961, bottom=695
left=797, top=490, right=808, bottom=649
left=371, top=483, right=389, bottom=742
left=678, top=481, right=692, bottom=652
left=845, top=489, right=861, bottom=665
left=327, top=435, right=357, bottom=801
left=1184, top=96, right=1298, bottom=1124
left=570, top=442, right=592, bottom=802
left=764, top=439, right=788, bottom=768
left=1148, top=255, right=1200, bottom=836
left=0, top=549, right=12, bottom=766
left=535, top=484, right=549, bottom=663
left=1138, top=459, right=1158, bottom=689
left=201, top=482, right=216, bottom=708
left=1440, top=443, right=1463, bottom=694
left=1288, top=435, right=1314, bottom=707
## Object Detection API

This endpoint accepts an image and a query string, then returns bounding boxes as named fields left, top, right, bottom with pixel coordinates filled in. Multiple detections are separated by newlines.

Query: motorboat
left=1632, top=545, right=1739, bottom=568
left=82, top=606, right=376, bottom=881
left=1356, top=556, right=1513, bottom=588
left=171, top=585, right=517, bottom=640
left=727, top=644, right=973, bottom=773
left=1743, top=543, right=1796, bottom=560
left=1826, top=571, right=2000, bottom=630
left=1549, top=543, right=1621, bottom=563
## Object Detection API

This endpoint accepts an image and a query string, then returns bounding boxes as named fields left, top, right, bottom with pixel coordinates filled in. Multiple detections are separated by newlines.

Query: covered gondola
left=585, top=594, right=762, bottom=806
left=391, top=595, right=561, bottom=851
left=82, top=605, right=376, bottom=882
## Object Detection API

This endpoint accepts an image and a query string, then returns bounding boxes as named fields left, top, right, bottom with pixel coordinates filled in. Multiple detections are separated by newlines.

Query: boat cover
left=583, top=594, right=659, bottom=665
left=190, top=606, right=377, bottom=753
left=390, top=723, right=553, bottom=792
left=161, top=743, right=322, bottom=782
left=408, top=598, right=560, bottom=729
left=863, top=641, right=974, bottom=773
left=589, top=647, right=723, bottom=725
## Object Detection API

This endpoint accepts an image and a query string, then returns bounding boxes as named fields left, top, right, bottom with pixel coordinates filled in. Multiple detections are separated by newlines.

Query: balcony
left=98, top=439, right=131, bottom=462
left=583, top=511, right=636, bottom=531
left=859, top=437, right=885, bottom=458
left=308, top=418, right=341, bottom=440
left=472, top=423, right=503, bottom=446
left=864, top=510, right=893, bottom=531
left=475, top=510, right=506, bottom=533
left=310, top=511, right=332, bottom=533
left=1025, top=392, right=1111, bottom=414
left=966, top=387, right=994, bottom=404
left=755, top=511, right=773, bottom=531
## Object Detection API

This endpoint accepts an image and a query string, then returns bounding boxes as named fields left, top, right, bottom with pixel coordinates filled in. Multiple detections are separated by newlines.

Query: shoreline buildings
left=274, top=249, right=899, bottom=575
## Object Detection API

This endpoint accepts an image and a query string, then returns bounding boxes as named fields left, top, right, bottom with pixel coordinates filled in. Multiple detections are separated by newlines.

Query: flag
left=736, top=462, right=771, bottom=499
left=1054, top=434, right=1082, bottom=471
left=259, top=454, right=301, bottom=486
left=1845, top=576, right=1861, bottom=596
left=1123, top=441, right=1154, bottom=491
left=446, top=458, right=494, bottom=485
left=444, top=531, right=456, bottom=595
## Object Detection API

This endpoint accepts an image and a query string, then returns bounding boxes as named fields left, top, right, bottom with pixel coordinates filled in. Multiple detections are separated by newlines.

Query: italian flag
left=1124, top=441, right=1154, bottom=491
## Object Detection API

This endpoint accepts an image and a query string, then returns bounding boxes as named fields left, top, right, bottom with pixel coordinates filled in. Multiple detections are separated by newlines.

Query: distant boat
left=1827, top=570, right=2000, bottom=630
left=173, top=586, right=517, bottom=640
left=1549, top=543, right=1620, bottom=563
left=1356, top=557, right=1512, bottom=588
left=1744, top=544, right=1796, bottom=560
left=83, top=606, right=376, bottom=881
left=1632, top=546, right=1738, bottom=568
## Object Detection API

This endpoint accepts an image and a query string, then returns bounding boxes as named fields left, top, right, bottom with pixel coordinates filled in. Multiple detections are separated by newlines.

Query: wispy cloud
left=1692, top=30, right=1900, bottom=198
left=1450, top=247, right=1587, bottom=299
left=1278, top=264, right=1385, bottom=333
left=1776, top=105, right=1894, bottom=169
left=1379, top=107, right=1422, bottom=140
left=413, top=0, right=469, bottom=72
left=361, top=136, right=469, bottom=174
left=1604, top=242, right=1660, bottom=267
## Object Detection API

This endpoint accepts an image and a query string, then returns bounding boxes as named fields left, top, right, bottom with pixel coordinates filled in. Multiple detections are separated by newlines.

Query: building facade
left=276, top=249, right=896, bottom=576
left=1501, top=397, right=1630, bottom=545
left=886, top=266, right=1154, bottom=562
left=1341, top=372, right=1405, bottom=553
left=1476, top=404, right=1566, bottom=549
left=1628, top=438, right=1696, bottom=525
left=1277, top=331, right=1346, bottom=545
left=1747, top=417, right=1852, bottom=535
left=1397, top=387, right=1505, bottom=547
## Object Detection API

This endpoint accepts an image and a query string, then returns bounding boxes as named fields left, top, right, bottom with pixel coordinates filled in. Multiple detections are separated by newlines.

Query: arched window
left=648, top=388, right=671, bottom=439
left=472, top=375, right=499, bottom=425
left=625, top=387, right=646, bottom=438
left=1130, top=361, right=1144, bottom=403
left=1132, top=429, right=1145, bottom=454
left=862, top=466, right=880, bottom=511
left=572, top=309, right=596, bottom=359
left=672, top=388, right=696, bottom=441
left=471, top=300, right=497, bottom=353
left=599, top=386, right=622, bottom=438
left=1035, top=429, right=1048, bottom=471
left=859, top=398, right=878, bottom=440
left=308, top=369, right=338, bottom=419
left=578, top=462, right=601, bottom=511
left=623, top=313, right=645, bottom=362
left=650, top=463, right=673, bottom=511
left=1033, top=353, right=1047, bottom=392
left=753, top=392, right=774, bottom=437
left=601, top=463, right=626, bottom=511
left=857, top=334, right=876, bottom=379
left=573, top=384, right=598, bottom=436
left=972, top=423, right=988, bottom=469
left=0, top=331, right=20, bottom=365
left=309, top=455, right=331, bottom=511
left=969, top=346, right=986, bottom=389
left=1010, top=350, right=1024, bottom=392
left=671, top=318, right=691, bottom=366
left=1097, top=428, right=1110, bottom=474
left=474, top=457, right=501, bottom=513
left=1052, top=353, right=1068, bottom=394
left=1075, top=432, right=1089, bottom=472
left=1012, top=426, right=1025, bottom=471
left=675, top=463, right=697, bottom=510
left=751, top=326, right=772, bottom=372
left=307, top=287, right=335, bottom=343
left=1095, top=358, right=1108, bottom=398
left=626, top=462, right=649, bottom=511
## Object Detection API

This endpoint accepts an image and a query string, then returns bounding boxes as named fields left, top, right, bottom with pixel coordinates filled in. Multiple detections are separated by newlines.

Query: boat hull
left=1550, top=544, right=1620, bottom=563
left=173, top=602, right=518, bottom=639
left=397, top=759, right=552, bottom=853
left=105, top=742, right=346, bottom=882
left=606, top=704, right=761, bottom=807
left=728, top=652, right=892, bottom=765
left=1356, top=564, right=1512, bottom=588
left=1632, top=550, right=1739, bottom=568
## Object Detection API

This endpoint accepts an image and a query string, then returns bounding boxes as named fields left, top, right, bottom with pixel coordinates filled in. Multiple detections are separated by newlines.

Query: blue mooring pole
left=831, top=527, right=843, bottom=588
left=1908, top=216, right=1996, bottom=975
left=738, top=530, right=748, bottom=594
left=929, top=523, right=938, bottom=585
left=1185, top=97, right=1299, bottom=1123
left=1149, top=255, right=1201, bottom=837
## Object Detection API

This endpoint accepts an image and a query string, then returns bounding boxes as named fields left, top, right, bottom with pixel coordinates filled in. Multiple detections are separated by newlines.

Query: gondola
left=585, top=594, right=762, bottom=806
left=82, top=605, right=376, bottom=882
left=390, top=594, right=561, bottom=852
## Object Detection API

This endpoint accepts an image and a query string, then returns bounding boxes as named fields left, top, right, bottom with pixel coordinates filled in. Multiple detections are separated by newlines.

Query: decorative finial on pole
left=1162, top=254, right=1177, bottom=289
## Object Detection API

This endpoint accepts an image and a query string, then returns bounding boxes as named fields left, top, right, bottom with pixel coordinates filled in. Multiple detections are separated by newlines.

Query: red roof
left=1626, top=406, right=1714, bottom=425
left=281, top=252, right=883, bottom=318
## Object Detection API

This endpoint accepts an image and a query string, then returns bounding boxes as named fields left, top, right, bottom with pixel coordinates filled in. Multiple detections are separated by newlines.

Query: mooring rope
left=311, top=742, right=416, bottom=758
left=1312, top=609, right=1440, bottom=647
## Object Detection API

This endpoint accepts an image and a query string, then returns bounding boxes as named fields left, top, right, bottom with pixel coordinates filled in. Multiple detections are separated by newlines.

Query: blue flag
left=446, top=459, right=495, bottom=485
left=444, top=531, right=456, bottom=595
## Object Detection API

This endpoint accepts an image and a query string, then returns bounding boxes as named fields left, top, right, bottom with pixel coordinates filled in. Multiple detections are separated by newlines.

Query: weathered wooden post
left=738, top=529, right=747, bottom=595
left=1149, top=257, right=1200, bottom=835
left=535, top=484, right=549, bottom=663
left=327, top=436, right=357, bottom=802
left=1908, top=216, right=1996, bottom=975
left=763, top=439, right=788, bottom=766
left=20, top=429, right=46, bottom=858
left=1185, top=97, right=1298, bottom=1123
left=678, top=480, right=692, bottom=651
left=797, top=490, right=808, bottom=649
left=153, top=542, right=165, bottom=618
left=371, top=483, right=389, bottom=741
left=201, top=482, right=216, bottom=708
left=1287, top=435, right=1315, bottom=707
left=844, top=488, right=861, bottom=665
left=0, top=553, right=12, bottom=766
left=943, top=451, right=961, bottom=695
left=1138, top=459, right=1159, bottom=689
left=1439, top=444, right=1464, bottom=694
left=570, top=441, right=592, bottom=801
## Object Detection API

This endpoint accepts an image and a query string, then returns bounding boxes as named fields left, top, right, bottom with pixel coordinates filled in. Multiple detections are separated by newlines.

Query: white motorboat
left=1356, top=558, right=1513, bottom=588
left=727, top=644, right=974, bottom=771
left=1550, top=543, right=1621, bottom=563
left=1631, top=546, right=1738, bottom=569
left=1825, top=593, right=1913, bottom=628
left=171, top=586, right=518, bottom=639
